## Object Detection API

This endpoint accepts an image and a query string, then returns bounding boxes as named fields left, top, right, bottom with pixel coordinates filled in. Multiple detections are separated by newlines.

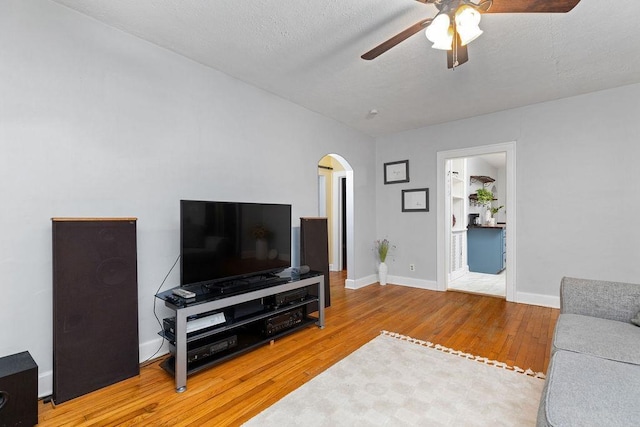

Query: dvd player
left=266, top=288, right=308, bottom=308
left=261, top=307, right=305, bottom=337
left=164, top=311, right=226, bottom=338
left=170, top=335, right=238, bottom=364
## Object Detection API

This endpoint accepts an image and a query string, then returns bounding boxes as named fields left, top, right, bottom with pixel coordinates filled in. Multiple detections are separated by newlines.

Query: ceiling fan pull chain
left=452, top=22, right=459, bottom=69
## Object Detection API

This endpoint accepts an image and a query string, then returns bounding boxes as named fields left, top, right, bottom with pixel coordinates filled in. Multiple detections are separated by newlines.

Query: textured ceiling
left=51, top=0, right=640, bottom=137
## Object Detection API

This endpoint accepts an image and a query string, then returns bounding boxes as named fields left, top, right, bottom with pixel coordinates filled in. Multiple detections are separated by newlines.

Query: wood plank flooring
left=39, top=272, right=558, bottom=426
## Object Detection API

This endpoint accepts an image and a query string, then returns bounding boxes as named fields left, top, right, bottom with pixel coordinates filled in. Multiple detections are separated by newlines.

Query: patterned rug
left=244, top=331, right=545, bottom=426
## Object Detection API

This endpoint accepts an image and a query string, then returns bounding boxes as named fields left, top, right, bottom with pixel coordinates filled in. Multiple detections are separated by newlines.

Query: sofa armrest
left=560, top=277, right=640, bottom=323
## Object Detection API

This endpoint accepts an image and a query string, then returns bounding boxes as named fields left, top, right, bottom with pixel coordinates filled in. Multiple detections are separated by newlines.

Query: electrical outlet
left=409, top=264, right=415, bottom=272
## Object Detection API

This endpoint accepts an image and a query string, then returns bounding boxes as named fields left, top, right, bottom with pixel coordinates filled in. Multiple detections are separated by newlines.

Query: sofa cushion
left=538, top=350, right=640, bottom=427
left=560, top=277, right=640, bottom=323
left=552, top=313, right=640, bottom=365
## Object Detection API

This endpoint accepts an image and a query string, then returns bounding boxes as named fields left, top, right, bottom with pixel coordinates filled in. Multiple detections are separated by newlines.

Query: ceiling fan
left=361, top=0, right=581, bottom=69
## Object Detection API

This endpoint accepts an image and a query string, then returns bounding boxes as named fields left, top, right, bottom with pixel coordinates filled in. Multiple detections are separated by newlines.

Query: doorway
left=447, top=153, right=506, bottom=297
left=318, top=154, right=354, bottom=282
left=436, top=142, right=516, bottom=302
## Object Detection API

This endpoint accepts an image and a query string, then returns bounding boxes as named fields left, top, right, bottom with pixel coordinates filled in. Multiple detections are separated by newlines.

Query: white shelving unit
left=449, top=158, right=468, bottom=281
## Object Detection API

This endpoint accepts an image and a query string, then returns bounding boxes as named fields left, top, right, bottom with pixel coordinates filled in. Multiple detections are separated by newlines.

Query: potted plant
left=476, top=188, right=494, bottom=205
left=488, top=205, right=504, bottom=226
left=475, top=188, right=494, bottom=225
left=490, top=205, right=504, bottom=217
left=375, top=239, right=392, bottom=286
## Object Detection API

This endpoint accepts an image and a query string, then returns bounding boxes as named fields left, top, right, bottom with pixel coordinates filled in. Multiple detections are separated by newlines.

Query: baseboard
left=387, top=275, right=439, bottom=290
left=38, top=370, right=52, bottom=399
left=347, top=274, right=438, bottom=291
left=516, top=291, right=560, bottom=308
left=345, top=275, right=378, bottom=289
left=139, top=336, right=170, bottom=364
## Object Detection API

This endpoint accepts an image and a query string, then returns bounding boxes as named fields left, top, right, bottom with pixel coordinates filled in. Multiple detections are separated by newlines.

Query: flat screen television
left=180, top=200, right=292, bottom=287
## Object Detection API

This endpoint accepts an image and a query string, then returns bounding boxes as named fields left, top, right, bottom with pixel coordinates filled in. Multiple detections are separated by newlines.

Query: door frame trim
left=436, top=141, right=517, bottom=301
left=332, top=171, right=347, bottom=271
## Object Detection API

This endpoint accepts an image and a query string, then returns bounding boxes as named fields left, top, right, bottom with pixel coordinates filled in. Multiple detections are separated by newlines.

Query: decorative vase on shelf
left=484, top=209, right=492, bottom=225
left=378, top=262, right=388, bottom=286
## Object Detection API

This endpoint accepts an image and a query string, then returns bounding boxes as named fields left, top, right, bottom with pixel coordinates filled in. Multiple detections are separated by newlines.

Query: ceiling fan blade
left=361, top=18, right=433, bottom=60
left=447, top=34, right=469, bottom=69
left=483, top=0, right=581, bottom=13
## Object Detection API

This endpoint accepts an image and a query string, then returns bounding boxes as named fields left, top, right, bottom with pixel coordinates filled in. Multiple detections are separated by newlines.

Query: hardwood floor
left=39, top=271, right=559, bottom=426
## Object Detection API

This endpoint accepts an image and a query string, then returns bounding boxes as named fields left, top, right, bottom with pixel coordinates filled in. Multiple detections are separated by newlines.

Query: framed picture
left=384, top=160, right=409, bottom=184
left=402, top=188, right=429, bottom=212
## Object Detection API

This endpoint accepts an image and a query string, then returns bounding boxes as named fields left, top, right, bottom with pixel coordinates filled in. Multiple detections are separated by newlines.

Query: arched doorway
left=318, top=154, right=354, bottom=284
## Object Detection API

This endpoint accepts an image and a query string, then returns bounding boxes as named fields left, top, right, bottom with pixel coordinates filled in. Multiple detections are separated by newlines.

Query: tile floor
left=448, top=270, right=506, bottom=297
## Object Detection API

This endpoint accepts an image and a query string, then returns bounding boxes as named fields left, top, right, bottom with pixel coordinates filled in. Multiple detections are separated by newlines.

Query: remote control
left=172, top=288, right=196, bottom=299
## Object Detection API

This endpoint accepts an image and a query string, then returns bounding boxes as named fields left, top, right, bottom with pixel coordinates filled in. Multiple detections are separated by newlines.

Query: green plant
left=476, top=188, right=493, bottom=205
left=375, top=239, right=391, bottom=263
left=490, top=205, right=504, bottom=217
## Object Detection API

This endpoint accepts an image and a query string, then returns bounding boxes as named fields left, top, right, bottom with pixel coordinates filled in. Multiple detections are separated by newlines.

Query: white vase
left=484, top=208, right=492, bottom=225
left=378, top=261, right=388, bottom=286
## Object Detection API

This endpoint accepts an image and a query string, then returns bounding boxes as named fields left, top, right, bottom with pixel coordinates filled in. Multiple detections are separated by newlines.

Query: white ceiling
left=477, top=152, right=505, bottom=169
left=51, top=0, right=640, bottom=137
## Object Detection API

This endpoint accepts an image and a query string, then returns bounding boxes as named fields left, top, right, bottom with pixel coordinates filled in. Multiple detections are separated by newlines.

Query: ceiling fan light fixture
left=425, top=14, right=453, bottom=50
left=455, top=5, right=483, bottom=46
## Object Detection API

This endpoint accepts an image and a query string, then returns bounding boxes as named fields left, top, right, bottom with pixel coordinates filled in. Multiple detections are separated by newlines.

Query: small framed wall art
left=402, top=188, right=429, bottom=212
left=384, top=160, right=409, bottom=184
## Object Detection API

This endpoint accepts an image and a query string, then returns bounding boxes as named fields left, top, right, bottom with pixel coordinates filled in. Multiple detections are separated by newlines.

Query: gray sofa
left=537, top=277, right=640, bottom=426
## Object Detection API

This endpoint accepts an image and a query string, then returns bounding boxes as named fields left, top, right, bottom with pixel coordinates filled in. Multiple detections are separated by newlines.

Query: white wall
left=376, top=83, right=640, bottom=303
left=0, top=0, right=375, bottom=396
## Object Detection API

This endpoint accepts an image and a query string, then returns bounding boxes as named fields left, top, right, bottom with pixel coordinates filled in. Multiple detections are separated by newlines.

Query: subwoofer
left=52, top=218, right=139, bottom=404
left=300, top=217, right=330, bottom=310
left=0, top=351, right=37, bottom=427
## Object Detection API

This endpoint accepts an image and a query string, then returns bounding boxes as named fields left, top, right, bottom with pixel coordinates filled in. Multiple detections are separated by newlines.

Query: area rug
left=244, top=331, right=545, bottom=426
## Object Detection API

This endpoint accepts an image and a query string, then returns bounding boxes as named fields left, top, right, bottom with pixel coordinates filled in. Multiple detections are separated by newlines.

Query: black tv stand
left=156, top=275, right=324, bottom=392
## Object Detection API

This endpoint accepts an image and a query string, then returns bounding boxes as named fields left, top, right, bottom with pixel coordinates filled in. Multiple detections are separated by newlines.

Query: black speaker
left=52, top=218, right=139, bottom=404
left=300, top=217, right=330, bottom=309
left=0, top=351, right=38, bottom=427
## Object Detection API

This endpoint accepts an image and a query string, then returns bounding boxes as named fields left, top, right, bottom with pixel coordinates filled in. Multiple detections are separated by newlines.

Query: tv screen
left=180, top=200, right=292, bottom=286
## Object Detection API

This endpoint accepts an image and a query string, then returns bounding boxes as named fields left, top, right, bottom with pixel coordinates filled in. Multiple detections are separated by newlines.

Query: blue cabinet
left=467, top=227, right=505, bottom=274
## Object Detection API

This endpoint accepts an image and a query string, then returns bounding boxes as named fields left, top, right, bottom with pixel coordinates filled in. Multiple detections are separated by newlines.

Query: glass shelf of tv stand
left=159, top=316, right=318, bottom=377
left=157, top=295, right=320, bottom=345
left=155, top=279, right=290, bottom=308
